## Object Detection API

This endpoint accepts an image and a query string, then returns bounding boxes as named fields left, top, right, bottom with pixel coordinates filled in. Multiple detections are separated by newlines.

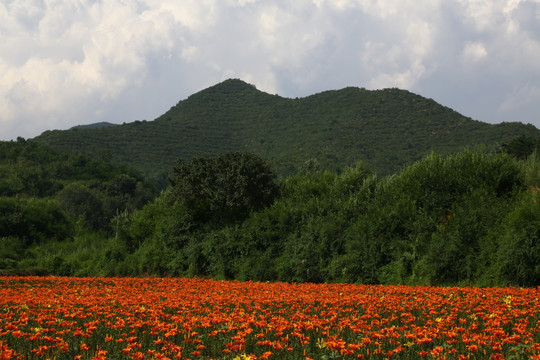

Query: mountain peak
left=188, top=79, right=261, bottom=99
left=216, top=78, right=257, bottom=90
left=69, top=122, right=118, bottom=130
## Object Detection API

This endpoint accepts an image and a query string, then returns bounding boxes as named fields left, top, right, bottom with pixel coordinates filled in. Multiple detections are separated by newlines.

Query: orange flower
left=0, top=276, right=538, bottom=360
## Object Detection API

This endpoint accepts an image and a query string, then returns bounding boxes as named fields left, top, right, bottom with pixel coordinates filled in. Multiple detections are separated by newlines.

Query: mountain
left=70, top=122, right=119, bottom=130
left=34, top=79, right=540, bottom=185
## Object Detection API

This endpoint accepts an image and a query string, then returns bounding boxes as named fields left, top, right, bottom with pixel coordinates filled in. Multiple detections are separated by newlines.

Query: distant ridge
left=35, top=79, right=540, bottom=185
left=70, top=122, right=118, bottom=130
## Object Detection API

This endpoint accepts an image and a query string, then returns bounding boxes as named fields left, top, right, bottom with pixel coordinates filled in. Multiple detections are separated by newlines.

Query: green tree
left=502, top=135, right=540, bottom=160
left=57, top=183, right=104, bottom=231
left=0, top=197, right=72, bottom=246
left=495, top=194, right=540, bottom=286
left=169, top=152, right=278, bottom=225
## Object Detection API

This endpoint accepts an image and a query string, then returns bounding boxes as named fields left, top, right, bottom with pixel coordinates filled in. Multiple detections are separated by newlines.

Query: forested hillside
left=34, top=79, right=540, bottom=186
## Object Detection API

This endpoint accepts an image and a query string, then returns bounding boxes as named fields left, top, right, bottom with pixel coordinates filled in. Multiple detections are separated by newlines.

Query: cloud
left=499, top=83, right=540, bottom=115
left=1, top=0, right=539, bottom=141
left=462, top=41, right=488, bottom=63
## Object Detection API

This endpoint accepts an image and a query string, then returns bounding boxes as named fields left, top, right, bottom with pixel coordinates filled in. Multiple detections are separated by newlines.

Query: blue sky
left=1, top=0, right=540, bottom=141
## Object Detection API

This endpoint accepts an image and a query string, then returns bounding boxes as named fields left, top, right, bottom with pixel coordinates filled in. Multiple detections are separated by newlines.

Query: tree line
left=1, top=137, right=539, bottom=286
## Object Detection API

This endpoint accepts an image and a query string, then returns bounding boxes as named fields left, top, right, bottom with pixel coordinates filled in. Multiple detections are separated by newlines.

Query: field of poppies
left=0, top=277, right=538, bottom=360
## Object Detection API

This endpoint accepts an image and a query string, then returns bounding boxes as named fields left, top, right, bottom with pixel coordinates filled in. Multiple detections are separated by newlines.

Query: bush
left=169, top=152, right=278, bottom=226
left=0, top=197, right=72, bottom=246
left=495, top=194, right=540, bottom=286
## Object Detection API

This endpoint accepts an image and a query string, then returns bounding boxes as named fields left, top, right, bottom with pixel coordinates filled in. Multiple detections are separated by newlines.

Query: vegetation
left=69, top=122, right=118, bottom=130
left=2, top=139, right=538, bottom=287
left=2, top=277, right=539, bottom=359
left=169, top=152, right=278, bottom=226
left=34, top=79, right=540, bottom=186
left=0, top=138, right=157, bottom=273
left=502, top=134, right=540, bottom=159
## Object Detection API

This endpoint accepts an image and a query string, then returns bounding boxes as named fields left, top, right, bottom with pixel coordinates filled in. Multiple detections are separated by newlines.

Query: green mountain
left=70, top=122, right=118, bottom=130
left=34, top=79, right=540, bottom=185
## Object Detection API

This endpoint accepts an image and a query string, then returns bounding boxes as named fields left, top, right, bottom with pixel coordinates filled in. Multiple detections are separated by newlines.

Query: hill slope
left=70, top=122, right=118, bottom=130
left=34, top=79, right=540, bottom=184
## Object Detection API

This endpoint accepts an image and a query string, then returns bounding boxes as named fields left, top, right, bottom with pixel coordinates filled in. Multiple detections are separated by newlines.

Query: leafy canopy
left=168, top=152, right=278, bottom=225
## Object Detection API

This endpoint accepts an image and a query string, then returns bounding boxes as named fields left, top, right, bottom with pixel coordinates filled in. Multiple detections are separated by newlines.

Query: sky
left=1, top=0, right=540, bottom=141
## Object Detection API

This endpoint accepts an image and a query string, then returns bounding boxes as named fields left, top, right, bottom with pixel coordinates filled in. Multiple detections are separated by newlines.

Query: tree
left=0, top=197, right=72, bottom=246
left=168, top=152, right=278, bottom=225
left=57, top=183, right=104, bottom=231
left=495, top=194, right=540, bottom=286
left=502, top=135, right=540, bottom=160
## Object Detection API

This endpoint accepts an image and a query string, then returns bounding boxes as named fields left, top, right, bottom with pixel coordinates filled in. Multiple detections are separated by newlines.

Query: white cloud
left=0, top=0, right=189, bottom=135
left=462, top=41, right=488, bottom=62
left=356, top=2, right=437, bottom=90
left=457, top=0, right=503, bottom=32
left=0, top=0, right=539, bottom=141
left=149, top=0, right=218, bottom=32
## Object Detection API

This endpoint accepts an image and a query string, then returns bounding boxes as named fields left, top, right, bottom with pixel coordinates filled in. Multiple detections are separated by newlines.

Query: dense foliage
left=169, top=152, right=278, bottom=226
left=502, top=134, right=540, bottom=159
left=0, top=139, right=157, bottom=272
left=34, top=79, right=540, bottom=185
left=3, top=144, right=538, bottom=287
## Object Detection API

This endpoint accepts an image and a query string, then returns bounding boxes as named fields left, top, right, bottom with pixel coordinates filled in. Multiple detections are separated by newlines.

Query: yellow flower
left=316, top=338, right=327, bottom=349
left=233, top=354, right=253, bottom=360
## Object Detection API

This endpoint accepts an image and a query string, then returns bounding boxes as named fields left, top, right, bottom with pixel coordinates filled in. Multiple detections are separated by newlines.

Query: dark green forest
left=1, top=138, right=539, bottom=286
left=35, top=79, right=540, bottom=187
left=0, top=139, right=157, bottom=272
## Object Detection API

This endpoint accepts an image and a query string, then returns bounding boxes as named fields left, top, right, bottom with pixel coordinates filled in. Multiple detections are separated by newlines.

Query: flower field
left=0, top=277, right=538, bottom=360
